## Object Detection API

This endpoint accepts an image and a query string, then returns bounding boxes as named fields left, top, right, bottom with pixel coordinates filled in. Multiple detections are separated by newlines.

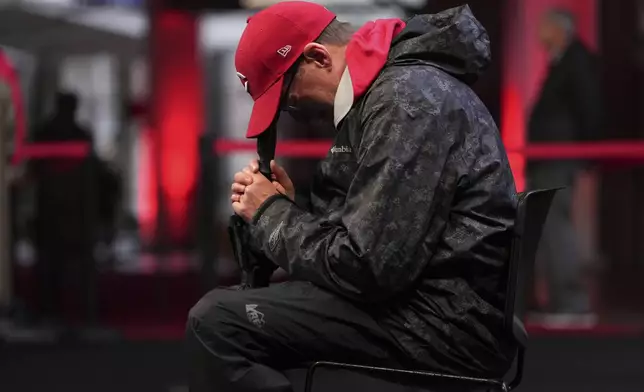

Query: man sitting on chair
left=187, top=3, right=518, bottom=391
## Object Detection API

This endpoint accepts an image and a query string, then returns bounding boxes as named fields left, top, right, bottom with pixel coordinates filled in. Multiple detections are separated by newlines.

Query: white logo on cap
left=236, top=72, right=249, bottom=93
left=277, top=45, right=292, bottom=58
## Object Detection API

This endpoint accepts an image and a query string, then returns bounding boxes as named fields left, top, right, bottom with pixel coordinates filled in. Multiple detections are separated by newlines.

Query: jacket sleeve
left=249, top=84, right=463, bottom=302
left=567, top=50, right=602, bottom=141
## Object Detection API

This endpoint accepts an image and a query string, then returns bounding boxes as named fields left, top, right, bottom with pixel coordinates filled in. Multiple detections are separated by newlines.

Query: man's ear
left=302, top=43, right=331, bottom=69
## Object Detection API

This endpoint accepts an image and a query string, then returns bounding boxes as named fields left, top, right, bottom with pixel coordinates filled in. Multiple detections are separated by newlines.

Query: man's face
left=538, top=17, right=560, bottom=51
left=281, top=43, right=343, bottom=127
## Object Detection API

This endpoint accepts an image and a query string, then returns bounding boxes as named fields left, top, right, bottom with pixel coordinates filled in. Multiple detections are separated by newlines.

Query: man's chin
left=292, top=114, right=333, bottom=132
left=290, top=111, right=334, bottom=129
left=310, top=116, right=336, bottom=130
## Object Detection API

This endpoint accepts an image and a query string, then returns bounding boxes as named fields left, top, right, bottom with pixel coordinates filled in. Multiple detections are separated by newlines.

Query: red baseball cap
left=235, top=1, right=336, bottom=138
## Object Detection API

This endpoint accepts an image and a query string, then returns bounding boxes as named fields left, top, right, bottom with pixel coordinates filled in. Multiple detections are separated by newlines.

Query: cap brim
left=245, top=76, right=284, bottom=138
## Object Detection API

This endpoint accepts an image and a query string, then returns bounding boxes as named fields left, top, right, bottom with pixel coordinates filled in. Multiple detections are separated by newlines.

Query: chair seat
left=285, top=368, right=420, bottom=392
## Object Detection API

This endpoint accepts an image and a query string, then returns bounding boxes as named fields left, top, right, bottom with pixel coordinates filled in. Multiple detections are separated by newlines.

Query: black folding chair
left=303, top=188, right=559, bottom=392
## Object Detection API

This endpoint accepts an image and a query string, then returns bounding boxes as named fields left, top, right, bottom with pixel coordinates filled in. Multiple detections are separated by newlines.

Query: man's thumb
left=270, top=160, right=289, bottom=182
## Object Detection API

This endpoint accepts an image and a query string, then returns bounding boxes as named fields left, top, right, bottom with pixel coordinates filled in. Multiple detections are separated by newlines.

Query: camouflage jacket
left=250, top=6, right=518, bottom=377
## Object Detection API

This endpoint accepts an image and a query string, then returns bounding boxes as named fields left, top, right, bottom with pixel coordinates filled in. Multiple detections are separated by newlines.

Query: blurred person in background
left=528, top=9, right=602, bottom=326
left=31, top=91, right=93, bottom=328
left=31, top=91, right=120, bottom=328
left=34, top=91, right=121, bottom=239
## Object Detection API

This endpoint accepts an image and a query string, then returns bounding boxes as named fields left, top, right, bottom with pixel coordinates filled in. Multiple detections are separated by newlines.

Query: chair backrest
left=504, top=188, right=559, bottom=347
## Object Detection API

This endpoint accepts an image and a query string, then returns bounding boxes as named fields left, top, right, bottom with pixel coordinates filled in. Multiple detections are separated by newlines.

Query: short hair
left=315, top=18, right=355, bottom=45
left=545, top=8, right=577, bottom=38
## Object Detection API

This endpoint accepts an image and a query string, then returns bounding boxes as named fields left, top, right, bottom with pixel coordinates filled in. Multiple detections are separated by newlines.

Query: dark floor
left=1, top=335, right=644, bottom=392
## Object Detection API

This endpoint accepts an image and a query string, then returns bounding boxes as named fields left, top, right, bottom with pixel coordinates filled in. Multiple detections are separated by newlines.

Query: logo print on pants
left=245, top=304, right=265, bottom=328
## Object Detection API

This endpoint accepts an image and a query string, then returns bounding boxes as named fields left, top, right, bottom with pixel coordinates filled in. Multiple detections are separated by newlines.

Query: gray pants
left=529, top=165, right=591, bottom=313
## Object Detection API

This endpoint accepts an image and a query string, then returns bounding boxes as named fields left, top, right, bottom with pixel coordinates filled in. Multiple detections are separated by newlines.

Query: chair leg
left=304, top=362, right=321, bottom=392
left=507, top=348, right=524, bottom=391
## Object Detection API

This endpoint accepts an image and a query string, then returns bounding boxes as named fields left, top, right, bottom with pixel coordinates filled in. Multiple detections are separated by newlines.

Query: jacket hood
left=332, top=5, right=490, bottom=126
left=389, top=5, right=491, bottom=85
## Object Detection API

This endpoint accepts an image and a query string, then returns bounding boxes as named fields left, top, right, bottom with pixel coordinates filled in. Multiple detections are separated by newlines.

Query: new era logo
left=277, top=45, right=292, bottom=58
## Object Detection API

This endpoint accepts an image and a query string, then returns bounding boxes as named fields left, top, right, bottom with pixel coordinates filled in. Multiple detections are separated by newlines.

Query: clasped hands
left=231, top=159, right=295, bottom=222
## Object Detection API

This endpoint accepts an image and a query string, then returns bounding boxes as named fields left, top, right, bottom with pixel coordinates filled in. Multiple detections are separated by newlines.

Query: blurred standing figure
left=32, top=91, right=94, bottom=327
left=528, top=9, right=601, bottom=326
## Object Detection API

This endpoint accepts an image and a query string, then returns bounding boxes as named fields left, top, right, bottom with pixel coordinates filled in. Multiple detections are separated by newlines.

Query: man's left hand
left=232, top=166, right=280, bottom=223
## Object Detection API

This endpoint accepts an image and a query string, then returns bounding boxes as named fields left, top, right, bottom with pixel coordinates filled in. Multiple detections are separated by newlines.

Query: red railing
left=13, top=139, right=644, bottom=163
left=11, top=138, right=644, bottom=179
left=214, top=139, right=644, bottom=160
left=13, top=142, right=91, bottom=161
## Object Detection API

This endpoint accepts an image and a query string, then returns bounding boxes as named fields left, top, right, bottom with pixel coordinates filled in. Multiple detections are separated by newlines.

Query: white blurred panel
left=217, top=152, right=257, bottom=221
left=71, top=7, right=146, bottom=38
left=220, top=50, right=253, bottom=140
left=128, top=57, right=146, bottom=217
left=199, top=6, right=407, bottom=50
left=240, top=0, right=425, bottom=8
left=7, top=0, right=76, bottom=6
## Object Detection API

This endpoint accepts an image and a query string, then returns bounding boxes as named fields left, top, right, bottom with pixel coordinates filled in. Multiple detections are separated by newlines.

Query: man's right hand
left=231, top=159, right=295, bottom=203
